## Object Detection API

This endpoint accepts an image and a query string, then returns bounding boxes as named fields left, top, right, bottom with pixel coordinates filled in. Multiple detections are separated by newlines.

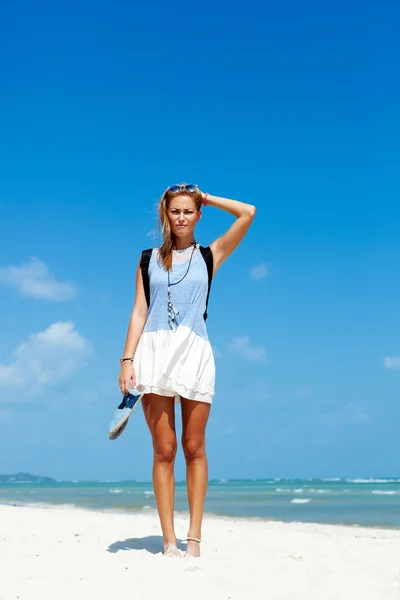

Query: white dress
left=132, top=244, right=216, bottom=403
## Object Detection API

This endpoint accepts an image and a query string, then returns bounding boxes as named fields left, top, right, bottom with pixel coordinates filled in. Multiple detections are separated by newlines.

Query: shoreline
left=1, top=498, right=399, bottom=532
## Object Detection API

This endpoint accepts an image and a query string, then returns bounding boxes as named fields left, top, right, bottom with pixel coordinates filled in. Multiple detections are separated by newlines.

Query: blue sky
left=0, top=0, right=399, bottom=481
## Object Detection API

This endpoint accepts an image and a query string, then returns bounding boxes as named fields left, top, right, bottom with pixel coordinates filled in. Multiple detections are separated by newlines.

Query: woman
left=118, top=184, right=256, bottom=558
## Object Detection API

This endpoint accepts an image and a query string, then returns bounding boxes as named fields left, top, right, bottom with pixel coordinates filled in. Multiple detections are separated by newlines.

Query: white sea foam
left=291, top=499, right=311, bottom=504
left=144, top=490, right=154, bottom=497
left=109, top=489, right=123, bottom=494
left=371, top=490, right=400, bottom=495
left=345, top=478, right=400, bottom=484
left=293, top=488, right=304, bottom=493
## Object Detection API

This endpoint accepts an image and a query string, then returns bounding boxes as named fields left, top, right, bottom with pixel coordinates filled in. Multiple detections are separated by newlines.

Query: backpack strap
left=139, top=249, right=153, bottom=307
left=140, top=246, right=213, bottom=320
left=199, top=246, right=214, bottom=321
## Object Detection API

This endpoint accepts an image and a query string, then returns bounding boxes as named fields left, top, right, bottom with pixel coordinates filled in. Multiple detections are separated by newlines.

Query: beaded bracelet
left=120, top=357, right=133, bottom=364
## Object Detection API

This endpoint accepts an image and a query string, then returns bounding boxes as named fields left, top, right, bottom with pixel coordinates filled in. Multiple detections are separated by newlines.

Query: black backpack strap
left=199, top=246, right=214, bottom=321
left=139, top=249, right=153, bottom=307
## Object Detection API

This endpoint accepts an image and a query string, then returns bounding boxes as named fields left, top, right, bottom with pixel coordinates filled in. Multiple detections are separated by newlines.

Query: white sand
left=0, top=504, right=399, bottom=600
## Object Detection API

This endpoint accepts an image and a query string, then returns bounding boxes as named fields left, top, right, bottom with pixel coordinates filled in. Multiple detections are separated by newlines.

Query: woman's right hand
left=119, top=362, right=136, bottom=396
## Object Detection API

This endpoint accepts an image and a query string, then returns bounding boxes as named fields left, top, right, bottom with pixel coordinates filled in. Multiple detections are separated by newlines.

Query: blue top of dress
left=143, top=246, right=210, bottom=341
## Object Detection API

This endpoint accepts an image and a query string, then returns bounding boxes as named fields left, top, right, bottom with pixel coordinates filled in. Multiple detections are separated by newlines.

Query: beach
left=0, top=504, right=399, bottom=600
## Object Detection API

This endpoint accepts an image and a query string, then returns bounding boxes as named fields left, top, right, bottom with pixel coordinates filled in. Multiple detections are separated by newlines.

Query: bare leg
left=181, top=398, right=211, bottom=558
left=142, top=393, right=180, bottom=556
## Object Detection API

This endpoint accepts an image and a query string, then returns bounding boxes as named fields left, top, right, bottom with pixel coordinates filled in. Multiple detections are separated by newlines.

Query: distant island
left=0, top=472, right=56, bottom=484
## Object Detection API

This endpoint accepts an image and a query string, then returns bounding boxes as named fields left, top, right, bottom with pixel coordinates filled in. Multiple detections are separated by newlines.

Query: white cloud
left=343, top=402, right=371, bottom=424
left=0, top=257, right=77, bottom=301
left=250, top=263, right=269, bottom=280
left=383, top=356, right=400, bottom=370
left=348, top=405, right=370, bottom=423
left=0, top=322, right=92, bottom=399
left=228, top=336, right=266, bottom=362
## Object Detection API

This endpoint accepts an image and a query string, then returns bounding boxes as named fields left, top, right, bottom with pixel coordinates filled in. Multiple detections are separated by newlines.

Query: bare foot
left=185, top=538, right=201, bottom=558
left=163, top=542, right=182, bottom=557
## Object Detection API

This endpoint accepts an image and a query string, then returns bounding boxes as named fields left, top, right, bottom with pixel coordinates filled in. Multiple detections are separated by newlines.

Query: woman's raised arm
left=205, top=192, right=256, bottom=277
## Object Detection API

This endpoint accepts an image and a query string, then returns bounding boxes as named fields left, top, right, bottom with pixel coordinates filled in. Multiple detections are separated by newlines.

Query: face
left=167, top=195, right=200, bottom=238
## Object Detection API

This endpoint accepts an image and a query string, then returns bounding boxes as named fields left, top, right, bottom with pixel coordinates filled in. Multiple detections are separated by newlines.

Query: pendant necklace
left=167, top=241, right=198, bottom=330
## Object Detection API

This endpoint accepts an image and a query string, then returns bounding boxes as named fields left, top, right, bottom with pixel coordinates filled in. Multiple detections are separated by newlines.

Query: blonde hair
left=156, top=184, right=203, bottom=271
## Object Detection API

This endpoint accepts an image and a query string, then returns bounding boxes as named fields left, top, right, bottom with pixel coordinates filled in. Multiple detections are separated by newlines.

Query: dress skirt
left=132, top=325, right=216, bottom=404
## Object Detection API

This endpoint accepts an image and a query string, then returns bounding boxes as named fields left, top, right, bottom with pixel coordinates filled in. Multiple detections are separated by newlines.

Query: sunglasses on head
left=167, top=183, right=198, bottom=194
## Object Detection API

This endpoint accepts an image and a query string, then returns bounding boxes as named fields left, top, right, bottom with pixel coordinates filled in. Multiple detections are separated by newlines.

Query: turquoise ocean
left=1, top=478, right=399, bottom=529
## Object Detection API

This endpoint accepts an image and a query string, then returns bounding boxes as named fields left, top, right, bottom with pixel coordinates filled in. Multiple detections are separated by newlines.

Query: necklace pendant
left=168, top=296, right=179, bottom=316
left=169, top=313, right=177, bottom=330
left=168, top=299, right=179, bottom=330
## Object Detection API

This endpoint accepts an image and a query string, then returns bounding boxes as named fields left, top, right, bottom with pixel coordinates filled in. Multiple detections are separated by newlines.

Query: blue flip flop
left=108, top=391, right=143, bottom=440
